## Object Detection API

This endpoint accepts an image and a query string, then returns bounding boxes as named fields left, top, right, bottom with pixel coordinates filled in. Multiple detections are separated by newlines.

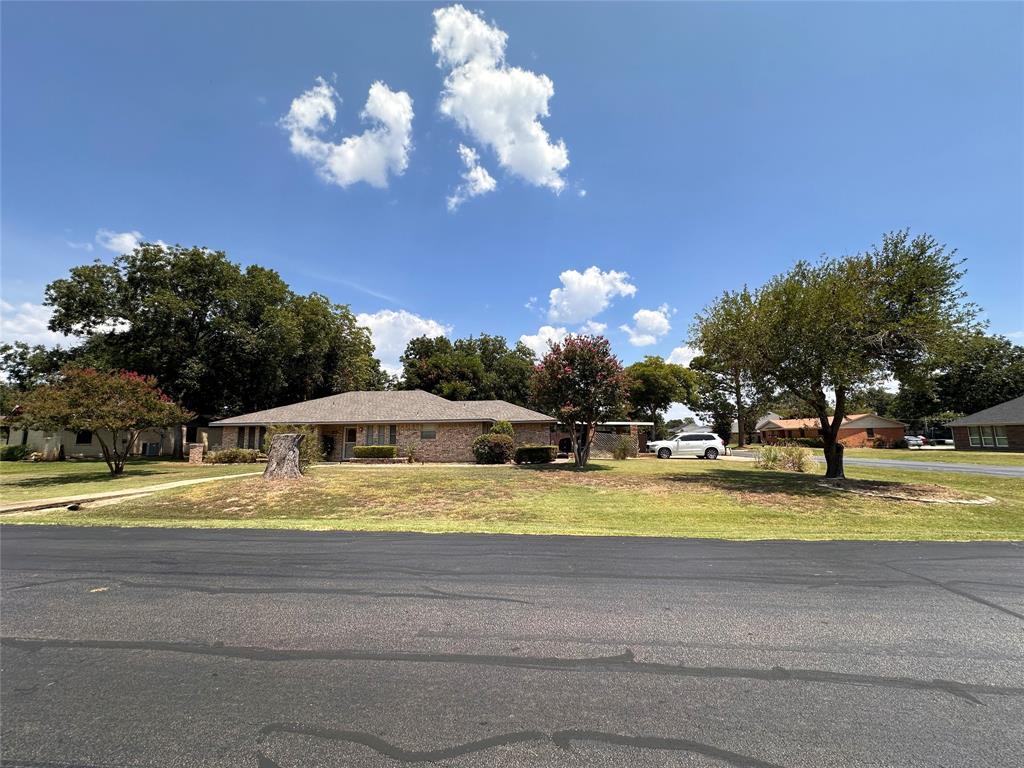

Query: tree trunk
left=820, top=388, right=846, bottom=479
left=822, top=438, right=844, bottom=478
left=733, top=368, right=745, bottom=448
left=571, top=424, right=592, bottom=467
left=263, top=433, right=305, bottom=480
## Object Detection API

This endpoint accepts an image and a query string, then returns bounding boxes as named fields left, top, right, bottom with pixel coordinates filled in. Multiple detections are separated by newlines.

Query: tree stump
left=263, top=433, right=304, bottom=480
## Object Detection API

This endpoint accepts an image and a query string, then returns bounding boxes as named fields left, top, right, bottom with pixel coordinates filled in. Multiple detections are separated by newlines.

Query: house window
left=994, top=426, right=1008, bottom=448
left=968, top=427, right=981, bottom=447
left=482, top=422, right=492, bottom=434
left=420, top=424, right=437, bottom=440
left=366, top=424, right=397, bottom=445
left=981, top=426, right=995, bottom=447
left=866, top=427, right=875, bottom=438
left=75, top=430, right=93, bottom=445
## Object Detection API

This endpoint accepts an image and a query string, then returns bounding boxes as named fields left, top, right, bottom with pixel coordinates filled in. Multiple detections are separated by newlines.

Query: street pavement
left=2, top=526, right=1022, bottom=767
left=729, top=450, right=1024, bottom=477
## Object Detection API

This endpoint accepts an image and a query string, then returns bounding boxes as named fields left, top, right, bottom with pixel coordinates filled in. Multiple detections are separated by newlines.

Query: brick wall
left=837, top=426, right=905, bottom=448
left=952, top=424, right=1024, bottom=451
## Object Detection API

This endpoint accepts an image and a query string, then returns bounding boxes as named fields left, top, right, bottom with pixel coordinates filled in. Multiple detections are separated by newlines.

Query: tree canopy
left=43, top=244, right=386, bottom=415
left=399, top=333, right=535, bottom=405
left=13, top=368, right=192, bottom=474
left=693, top=230, right=980, bottom=477
left=531, top=335, right=627, bottom=467
left=624, top=356, right=696, bottom=438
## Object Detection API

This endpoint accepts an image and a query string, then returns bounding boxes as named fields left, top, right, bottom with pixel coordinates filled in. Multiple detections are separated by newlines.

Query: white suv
left=648, top=432, right=725, bottom=460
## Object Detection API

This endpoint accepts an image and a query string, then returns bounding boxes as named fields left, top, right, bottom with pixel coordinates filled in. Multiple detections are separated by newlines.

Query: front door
left=342, top=427, right=357, bottom=459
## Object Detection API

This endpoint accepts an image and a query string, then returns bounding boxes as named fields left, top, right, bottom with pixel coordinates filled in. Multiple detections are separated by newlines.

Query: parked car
left=905, top=435, right=928, bottom=448
left=648, top=432, right=724, bottom=460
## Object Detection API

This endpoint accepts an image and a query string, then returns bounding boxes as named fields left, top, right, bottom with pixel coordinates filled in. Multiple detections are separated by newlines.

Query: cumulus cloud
left=447, top=144, right=497, bottom=211
left=621, top=304, right=673, bottom=347
left=579, top=320, right=607, bottom=335
left=518, top=324, right=568, bottom=358
left=356, top=309, right=451, bottom=374
left=0, top=301, right=76, bottom=347
left=667, top=345, right=699, bottom=367
left=432, top=4, right=569, bottom=193
left=95, top=229, right=144, bottom=254
left=282, top=77, right=414, bottom=189
left=546, top=267, right=636, bottom=324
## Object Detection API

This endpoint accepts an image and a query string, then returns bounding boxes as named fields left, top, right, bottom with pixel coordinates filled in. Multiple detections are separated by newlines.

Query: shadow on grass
left=664, top=467, right=868, bottom=499
left=514, top=462, right=613, bottom=473
left=0, top=460, right=182, bottom=490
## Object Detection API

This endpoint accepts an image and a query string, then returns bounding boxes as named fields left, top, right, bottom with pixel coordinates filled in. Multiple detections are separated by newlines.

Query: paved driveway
left=2, top=526, right=1022, bottom=767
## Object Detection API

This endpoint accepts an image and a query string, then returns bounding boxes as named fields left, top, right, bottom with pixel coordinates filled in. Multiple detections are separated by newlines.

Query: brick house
left=208, top=390, right=555, bottom=462
left=759, top=413, right=906, bottom=447
left=946, top=395, right=1024, bottom=451
left=551, top=421, right=654, bottom=457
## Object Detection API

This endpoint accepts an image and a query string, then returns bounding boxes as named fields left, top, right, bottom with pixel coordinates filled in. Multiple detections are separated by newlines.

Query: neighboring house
left=209, top=390, right=555, bottom=462
left=730, top=412, right=782, bottom=445
left=0, top=426, right=177, bottom=459
left=552, top=421, right=654, bottom=457
left=759, top=413, right=906, bottom=447
left=946, top=396, right=1024, bottom=451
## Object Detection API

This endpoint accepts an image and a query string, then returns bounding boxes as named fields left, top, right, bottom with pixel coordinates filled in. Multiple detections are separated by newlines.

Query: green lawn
left=0, top=459, right=260, bottom=503
left=4, top=458, right=1021, bottom=541
left=814, top=448, right=1024, bottom=466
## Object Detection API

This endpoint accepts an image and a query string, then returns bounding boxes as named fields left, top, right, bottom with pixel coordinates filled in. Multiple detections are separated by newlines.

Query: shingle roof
left=946, top=395, right=1024, bottom=427
left=209, top=390, right=555, bottom=426
left=760, top=413, right=905, bottom=430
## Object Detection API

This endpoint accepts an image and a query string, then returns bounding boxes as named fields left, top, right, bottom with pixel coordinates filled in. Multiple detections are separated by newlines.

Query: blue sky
left=3, top=2, right=1022, bottom=390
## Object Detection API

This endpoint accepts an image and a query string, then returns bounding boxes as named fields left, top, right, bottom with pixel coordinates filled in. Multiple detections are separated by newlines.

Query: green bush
left=206, top=448, right=260, bottom=464
left=263, top=424, right=324, bottom=468
left=472, top=433, right=514, bottom=464
left=872, top=437, right=890, bottom=449
left=514, top=445, right=556, bottom=464
left=0, top=444, right=28, bottom=461
left=352, top=445, right=397, bottom=459
left=792, top=437, right=825, bottom=448
left=489, top=420, right=515, bottom=438
left=755, top=443, right=814, bottom=472
left=892, top=438, right=909, bottom=449
left=611, top=435, right=634, bottom=460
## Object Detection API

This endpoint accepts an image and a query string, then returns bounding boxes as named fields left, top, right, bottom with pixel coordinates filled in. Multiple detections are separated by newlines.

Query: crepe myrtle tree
left=531, top=335, right=628, bottom=467
left=692, top=230, right=981, bottom=479
left=14, top=368, right=193, bottom=475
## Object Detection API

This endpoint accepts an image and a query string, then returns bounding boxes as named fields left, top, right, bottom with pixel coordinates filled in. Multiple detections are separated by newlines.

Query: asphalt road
left=2, top=526, right=1023, bottom=768
left=729, top=450, right=1024, bottom=477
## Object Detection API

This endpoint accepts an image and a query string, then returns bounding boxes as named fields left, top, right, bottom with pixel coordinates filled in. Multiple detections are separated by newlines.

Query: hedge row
left=513, top=445, right=556, bottom=464
left=352, top=445, right=397, bottom=459
left=0, top=445, right=29, bottom=461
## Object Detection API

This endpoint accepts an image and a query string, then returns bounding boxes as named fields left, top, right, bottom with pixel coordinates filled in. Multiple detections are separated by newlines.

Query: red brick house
left=208, top=390, right=555, bottom=462
left=759, top=413, right=906, bottom=447
left=947, top=396, right=1024, bottom=451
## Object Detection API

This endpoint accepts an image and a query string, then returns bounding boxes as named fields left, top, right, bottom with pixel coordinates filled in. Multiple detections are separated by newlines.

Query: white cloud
left=282, top=77, right=414, bottom=189
left=95, top=229, right=143, bottom=254
left=356, top=309, right=451, bottom=374
left=518, top=324, right=568, bottom=358
left=65, top=240, right=94, bottom=252
left=546, top=266, right=636, bottom=324
left=579, top=320, right=606, bottom=335
left=447, top=144, right=497, bottom=211
left=0, top=301, right=77, bottom=347
left=620, top=304, right=672, bottom=347
left=667, top=345, right=699, bottom=367
left=432, top=4, right=569, bottom=193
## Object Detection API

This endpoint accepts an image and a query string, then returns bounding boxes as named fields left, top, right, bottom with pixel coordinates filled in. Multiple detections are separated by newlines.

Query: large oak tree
left=693, top=230, right=980, bottom=478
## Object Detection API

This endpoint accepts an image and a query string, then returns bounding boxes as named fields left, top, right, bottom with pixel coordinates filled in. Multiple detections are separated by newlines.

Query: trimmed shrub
left=206, top=448, right=260, bottom=464
left=263, top=424, right=324, bottom=468
left=352, top=445, right=397, bottom=459
left=472, top=433, right=514, bottom=464
left=611, top=435, right=634, bottom=460
left=792, top=437, right=825, bottom=448
left=755, top=443, right=814, bottom=473
left=892, top=438, right=909, bottom=449
left=0, top=444, right=28, bottom=461
left=489, top=420, right=515, bottom=438
left=872, top=437, right=890, bottom=449
left=514, top=445, right=556, bottom=464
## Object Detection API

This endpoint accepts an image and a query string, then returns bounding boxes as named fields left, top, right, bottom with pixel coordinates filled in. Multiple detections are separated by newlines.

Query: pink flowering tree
left=15, top=368, right=192, bottom=475
left=531, top=335, right=628, bottom=467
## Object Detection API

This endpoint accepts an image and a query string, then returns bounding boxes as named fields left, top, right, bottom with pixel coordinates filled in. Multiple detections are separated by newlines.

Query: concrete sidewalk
left=0, top=471, right=261, bottom=514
